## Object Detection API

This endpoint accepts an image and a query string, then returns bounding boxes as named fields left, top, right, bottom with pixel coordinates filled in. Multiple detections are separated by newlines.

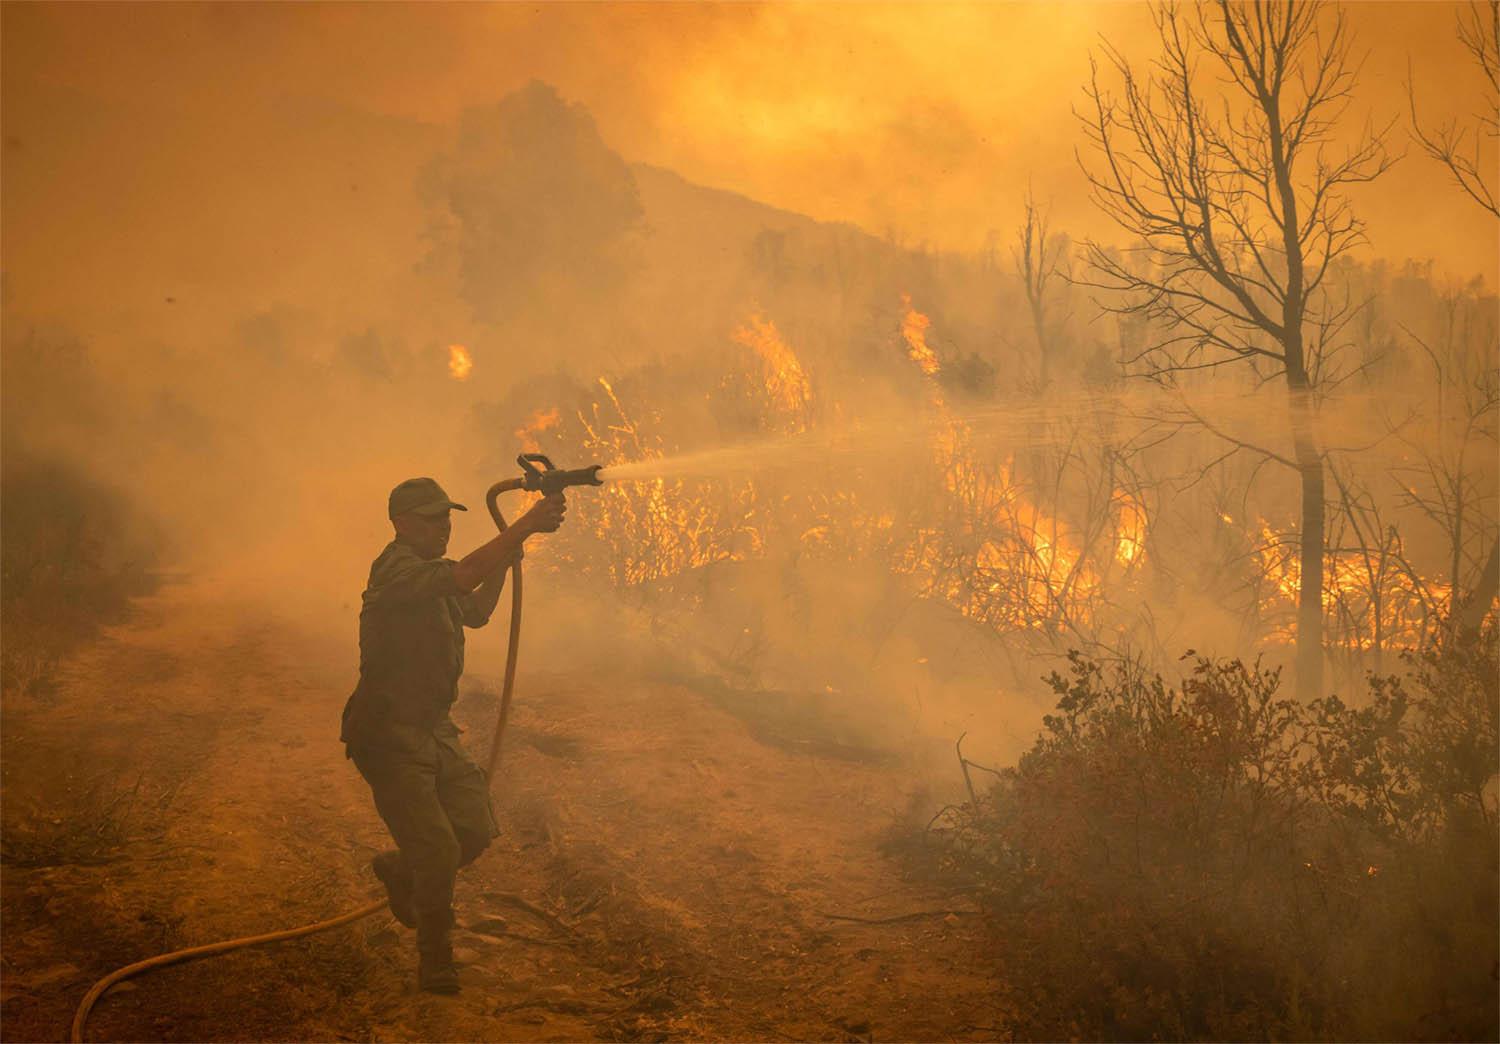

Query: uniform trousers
left=350, top=718, right=498, bottom=924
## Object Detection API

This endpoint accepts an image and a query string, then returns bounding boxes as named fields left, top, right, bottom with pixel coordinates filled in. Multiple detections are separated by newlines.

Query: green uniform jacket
left=341, top=540, right=497, bottom=751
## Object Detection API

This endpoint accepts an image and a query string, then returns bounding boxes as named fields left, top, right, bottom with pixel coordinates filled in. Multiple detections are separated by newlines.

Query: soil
left=2, top=580, right=1010, bottom=1042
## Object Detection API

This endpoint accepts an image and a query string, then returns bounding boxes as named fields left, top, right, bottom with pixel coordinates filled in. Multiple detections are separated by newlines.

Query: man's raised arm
left=451, top=493, right=567, bottom=593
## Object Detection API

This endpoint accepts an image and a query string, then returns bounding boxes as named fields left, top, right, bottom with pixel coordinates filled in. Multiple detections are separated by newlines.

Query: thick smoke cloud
left=2, top=4, right=1495, bottom=770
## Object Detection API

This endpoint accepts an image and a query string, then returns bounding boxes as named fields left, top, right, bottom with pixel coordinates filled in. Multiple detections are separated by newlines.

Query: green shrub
left=926, top=631, right=1499, bottom=1041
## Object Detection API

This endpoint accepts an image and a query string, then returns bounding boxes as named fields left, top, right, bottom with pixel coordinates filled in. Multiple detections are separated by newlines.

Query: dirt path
left=2, top=580, right=1008, bottom=1042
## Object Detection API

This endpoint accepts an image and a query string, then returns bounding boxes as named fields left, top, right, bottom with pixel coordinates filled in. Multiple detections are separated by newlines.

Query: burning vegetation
left=486, top=287, right=1492, bottom=673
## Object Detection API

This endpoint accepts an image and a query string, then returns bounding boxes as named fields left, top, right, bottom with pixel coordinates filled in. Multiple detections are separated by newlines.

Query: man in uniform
left=342, top=476, right=567, bottom=994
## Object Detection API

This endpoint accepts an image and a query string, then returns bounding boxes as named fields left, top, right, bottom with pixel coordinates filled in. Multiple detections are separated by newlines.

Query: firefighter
left=341, top=477, right=566, bottom=994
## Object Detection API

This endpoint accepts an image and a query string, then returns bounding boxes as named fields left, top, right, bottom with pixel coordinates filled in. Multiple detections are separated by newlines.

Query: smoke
left=4, top=2, right=1495, bottom=317
left=2, top=34, right=1495, bottom=775
left=2, top=17, right=1493, bottom=1042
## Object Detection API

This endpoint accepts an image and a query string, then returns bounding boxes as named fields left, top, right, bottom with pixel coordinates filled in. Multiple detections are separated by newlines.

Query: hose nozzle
left=517, top=453, right=604, bottom=497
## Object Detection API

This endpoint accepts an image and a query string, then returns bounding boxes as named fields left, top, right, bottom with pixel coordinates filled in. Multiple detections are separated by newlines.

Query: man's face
left=394, top=509, right=452, bottom=559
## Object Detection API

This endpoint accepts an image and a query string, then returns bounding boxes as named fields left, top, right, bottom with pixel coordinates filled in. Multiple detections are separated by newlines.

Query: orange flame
left=905, top=401, right=1104, bottom=632
left=900, top=294, right=940, bottom=377
left=1115, top=491, right=1148, bottom=567
left=893, top=297, right=1108, bottom=632
left=515, top=407, right=561, bottom=454
left=732, top=312, right=813, bottom=430
left=447, top=344, right=473, bottom=381
left=1252, top=520, right=1452, bottom=649
left=558, top=376, right=761, bottom=586
left=514, top=303, right=1456, bottom=659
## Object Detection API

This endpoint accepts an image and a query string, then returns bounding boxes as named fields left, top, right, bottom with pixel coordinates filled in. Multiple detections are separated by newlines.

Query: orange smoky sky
left=2, top=0, right=1496, bottom=332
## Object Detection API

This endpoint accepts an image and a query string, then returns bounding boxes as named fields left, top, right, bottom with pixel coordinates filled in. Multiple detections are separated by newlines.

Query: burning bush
left=921, top=632, right=1499, bottom=1041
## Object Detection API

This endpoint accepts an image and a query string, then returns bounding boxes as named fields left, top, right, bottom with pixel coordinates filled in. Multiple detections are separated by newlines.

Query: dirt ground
left=2, top=579, right=1011, bottom=1042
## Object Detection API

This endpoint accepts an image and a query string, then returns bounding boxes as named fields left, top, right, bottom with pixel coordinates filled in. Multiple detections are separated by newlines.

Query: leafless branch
left=1407, top=0, right=1500, bottom=218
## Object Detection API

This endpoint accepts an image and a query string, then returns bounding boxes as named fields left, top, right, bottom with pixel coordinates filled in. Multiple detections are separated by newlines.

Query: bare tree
left=1011, top=189, right=1069, bottom=388
left=1394, top=304, right=1499, bottom=634
left=1408, top=0, right=1500, bottom=639
left=1077, top=0, right=1393, bottom=697
left=1409, top=0, right=1500, bottom=219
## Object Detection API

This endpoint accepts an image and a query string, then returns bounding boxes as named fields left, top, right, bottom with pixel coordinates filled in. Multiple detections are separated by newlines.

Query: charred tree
left=1408, top=0, right=1500, bottom=637
left=1011, top=190, right=1068, bottom=389
left=1394, top=310, right=1499, bottom=646
left=1077, top=0, right=1393, bottom=698
left=1458, top=539, right=1500, bottom=640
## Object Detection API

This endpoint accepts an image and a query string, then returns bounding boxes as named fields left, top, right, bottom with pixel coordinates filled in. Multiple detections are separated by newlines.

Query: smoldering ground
left=3, top=4, right=1497, bottom=1042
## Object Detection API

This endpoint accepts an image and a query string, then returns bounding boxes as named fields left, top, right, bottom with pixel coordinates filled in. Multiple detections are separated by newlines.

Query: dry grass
left=1, top=771, right=181, bottom=869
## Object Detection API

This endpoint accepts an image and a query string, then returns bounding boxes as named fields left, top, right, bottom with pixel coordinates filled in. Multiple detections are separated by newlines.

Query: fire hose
left=70, top=455, right=603, bottom=1043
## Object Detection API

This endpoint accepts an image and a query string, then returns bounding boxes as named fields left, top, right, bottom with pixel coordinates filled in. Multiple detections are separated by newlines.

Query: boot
left=372, top=851, right=416, bottom=929
left=416, top=910, right=459, bottom=995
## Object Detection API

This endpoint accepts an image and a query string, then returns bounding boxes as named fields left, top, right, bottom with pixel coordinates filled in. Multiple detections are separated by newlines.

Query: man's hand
left=453, top=493, right=567, bottom=593
left=520, top=492, right=567, bottom=535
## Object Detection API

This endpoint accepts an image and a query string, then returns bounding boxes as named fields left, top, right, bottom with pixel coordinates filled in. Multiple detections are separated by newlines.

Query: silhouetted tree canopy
left=424, top=81, right=644, bottom=324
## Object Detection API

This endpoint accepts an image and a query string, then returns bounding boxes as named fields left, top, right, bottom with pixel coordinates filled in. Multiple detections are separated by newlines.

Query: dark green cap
left=388, top=477, right=468, bottom=519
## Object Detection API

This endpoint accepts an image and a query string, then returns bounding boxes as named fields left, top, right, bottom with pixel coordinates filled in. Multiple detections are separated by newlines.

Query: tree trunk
left=1457, top=537, right=1499, bottom=641
left=1288, top=382, right=1325, bottom=700
left=1029, top=294, right=1050, bottom=388
left=1266, top=75, right=1323, bottom=699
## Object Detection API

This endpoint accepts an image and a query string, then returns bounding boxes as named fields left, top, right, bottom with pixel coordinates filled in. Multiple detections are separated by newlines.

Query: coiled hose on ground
left=70, top=478, right=528, bottom=1043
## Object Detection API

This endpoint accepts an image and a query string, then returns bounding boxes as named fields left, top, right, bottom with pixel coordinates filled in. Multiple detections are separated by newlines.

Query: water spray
left=586, top=381, right=1424, bottom=487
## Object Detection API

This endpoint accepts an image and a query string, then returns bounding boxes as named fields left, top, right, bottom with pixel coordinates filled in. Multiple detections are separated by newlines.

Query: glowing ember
left=900, top=294, right=940, bottom=376
left=447, top=344, right=473, bottom=381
